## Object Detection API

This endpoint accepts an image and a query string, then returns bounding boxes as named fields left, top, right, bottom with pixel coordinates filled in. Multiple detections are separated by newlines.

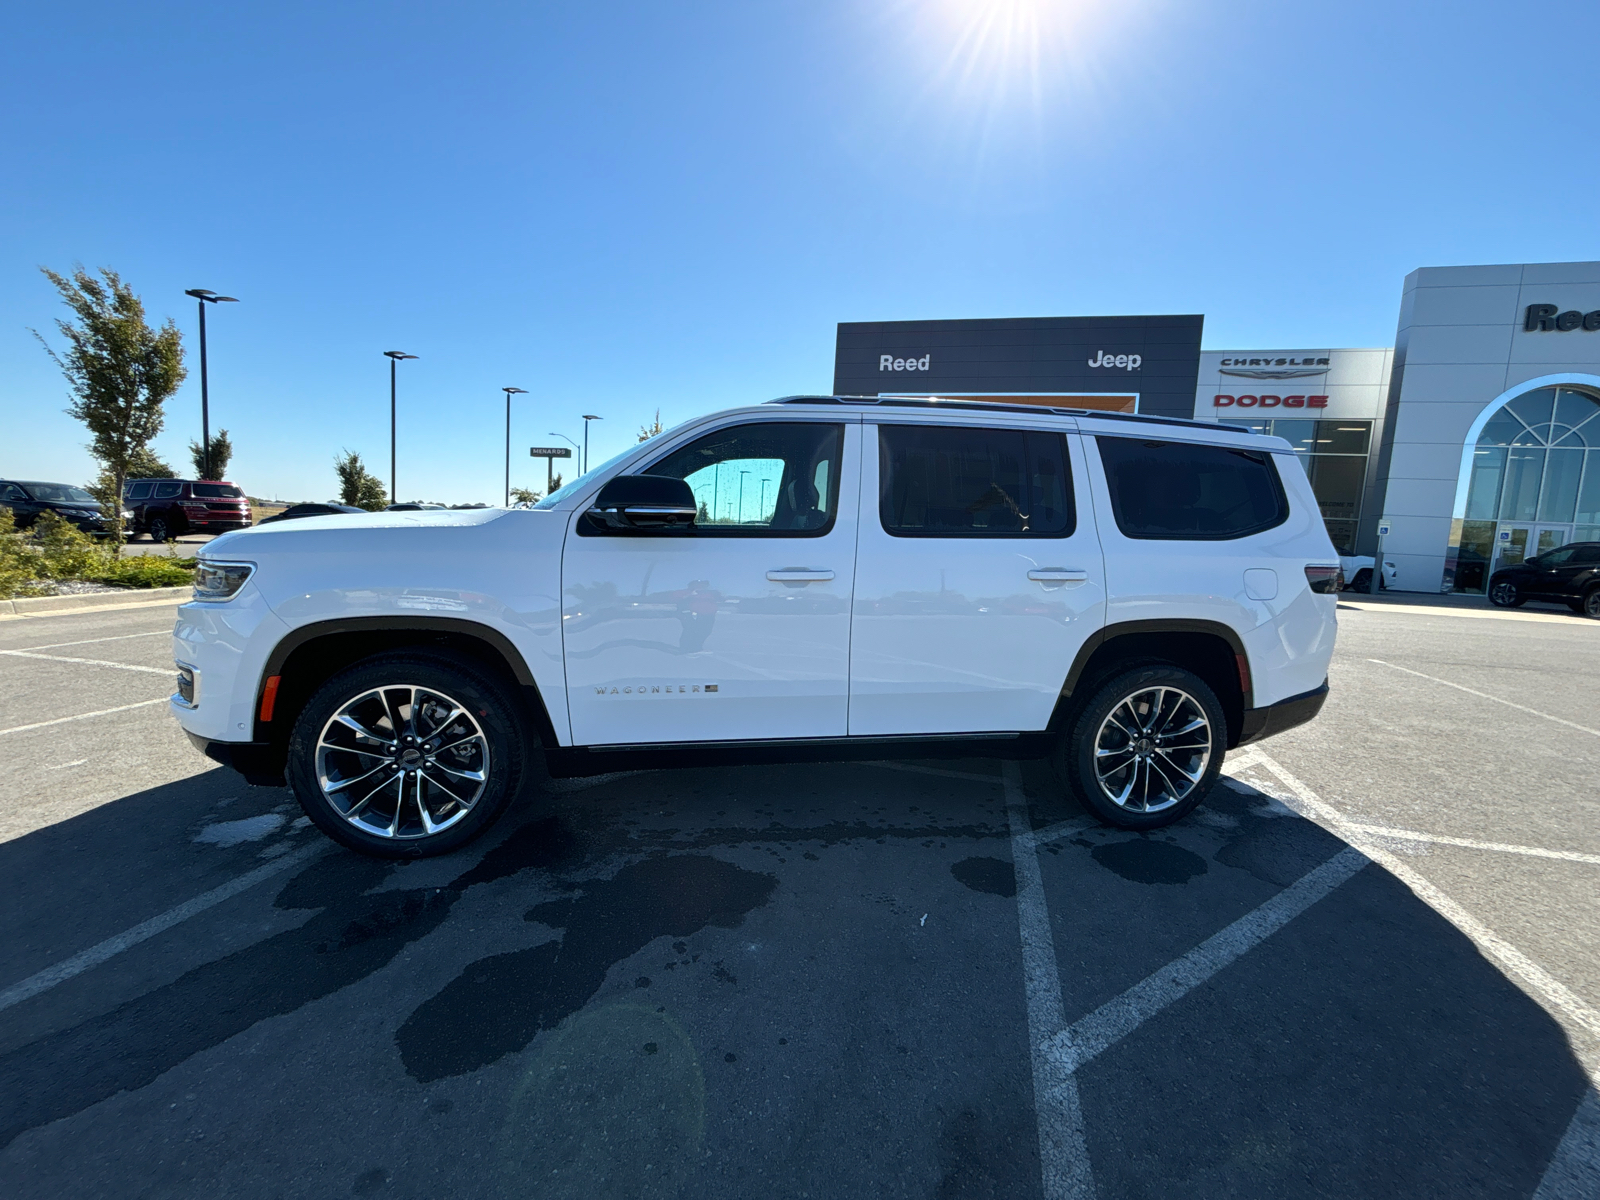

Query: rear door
left=848, top=419, right=1106, bottom=736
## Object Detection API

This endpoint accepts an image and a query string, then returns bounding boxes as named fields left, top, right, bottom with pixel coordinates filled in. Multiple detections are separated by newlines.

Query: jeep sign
left=1088, top=351, right=1141, bottom=370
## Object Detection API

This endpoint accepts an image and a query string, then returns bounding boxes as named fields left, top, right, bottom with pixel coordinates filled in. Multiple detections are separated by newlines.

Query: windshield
left=533, top=445, right=643, bottom=508
left=21, top=483, right=98, bottom=505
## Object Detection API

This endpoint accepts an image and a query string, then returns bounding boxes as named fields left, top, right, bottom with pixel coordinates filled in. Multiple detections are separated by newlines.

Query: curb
left=0, top=585, right=192, bottom=617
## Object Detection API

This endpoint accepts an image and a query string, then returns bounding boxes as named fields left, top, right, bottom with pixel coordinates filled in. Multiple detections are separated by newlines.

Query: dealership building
left=833, top=260, right=1600, bottom=594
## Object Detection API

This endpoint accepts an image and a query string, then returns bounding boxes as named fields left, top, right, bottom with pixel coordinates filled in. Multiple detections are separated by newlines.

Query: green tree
left=86, top=445, right=175, bottom=514
left=334, top=450, right=388, bottom=511
left=638, top=409, right=665, bottom=442
left=509, top=486, right=540, bottom=507
left=189, top=429, right=233, bottom=480
left=33, top=266, right=186, bottom=541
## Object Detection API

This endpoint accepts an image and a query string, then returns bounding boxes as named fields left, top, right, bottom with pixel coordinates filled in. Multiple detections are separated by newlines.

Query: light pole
left=184, top=289, right=238, bottom=479
left=384, top=351, right=418, bottom=503
left=759, top=478, right=771, bottom=521
left=502, top=387, right=527, bottom=506
left=738, top=470, right=749, bottom=523
left=547, top=432, right=579, bottom=494
left=581, top=414, right=602, bottom=474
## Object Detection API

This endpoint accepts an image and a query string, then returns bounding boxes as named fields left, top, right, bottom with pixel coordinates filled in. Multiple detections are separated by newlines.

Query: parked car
left=256, top=503, right=368, bottom=526
left=1337, top=554, right=1397, bottom=592
left=172, top=395, right=1340, bottom=858
left=1487, top=542, right=1600, bottom=617
left=123, top=479, right=252, bottom=542
left=0, top=479, right=127, bottom=536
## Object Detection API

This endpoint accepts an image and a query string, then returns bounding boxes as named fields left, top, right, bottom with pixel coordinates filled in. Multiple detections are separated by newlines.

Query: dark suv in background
left=124, top=479, right=252, bottom=542
left=0, top=479, right=122, bottom=535
left=1488, top=542, right=1600, bottom=618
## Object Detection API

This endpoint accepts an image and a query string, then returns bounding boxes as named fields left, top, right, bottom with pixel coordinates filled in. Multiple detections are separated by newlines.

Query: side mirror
left=588, top=475, right=697, bottom=530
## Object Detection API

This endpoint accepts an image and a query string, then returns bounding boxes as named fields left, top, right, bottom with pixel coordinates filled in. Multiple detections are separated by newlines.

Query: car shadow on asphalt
left=0, top=760, right=1589, bottom=1199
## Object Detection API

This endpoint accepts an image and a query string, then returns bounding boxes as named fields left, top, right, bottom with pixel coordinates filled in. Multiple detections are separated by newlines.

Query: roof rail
left=766, top=394, right=1215, bottom=433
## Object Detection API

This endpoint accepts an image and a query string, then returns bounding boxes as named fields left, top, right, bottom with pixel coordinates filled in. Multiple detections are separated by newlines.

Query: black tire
left=147, top=515, right=171, bottom=543
left=1583, top=588, right=1600, bottom=620
left=1488, top=580, right=1523, bottom=607
left=286, top=651, right=531, bottom=858
left=1057, top=664, right=1225, bottom=831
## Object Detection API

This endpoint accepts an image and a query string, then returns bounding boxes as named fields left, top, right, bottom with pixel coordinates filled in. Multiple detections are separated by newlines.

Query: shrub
left=86, top=554, right=196, bottom=588
left=0, top=508, right=196, bottom=596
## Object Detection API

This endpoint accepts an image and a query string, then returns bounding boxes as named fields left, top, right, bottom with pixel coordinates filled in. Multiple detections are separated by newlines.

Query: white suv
left=172, top=397, right=1339, bottom=858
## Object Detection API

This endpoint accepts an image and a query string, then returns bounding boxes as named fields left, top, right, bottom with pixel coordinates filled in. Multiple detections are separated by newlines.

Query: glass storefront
left=1218, top=418, right=1372, bottom=553
left=1447, top=386, right=1600, bottom=593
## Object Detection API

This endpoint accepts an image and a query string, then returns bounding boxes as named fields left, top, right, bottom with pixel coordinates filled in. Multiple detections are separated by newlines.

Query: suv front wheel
left=287, top=652, right=530, bottom=858
left=1059, top=664, right=1225, bottom=830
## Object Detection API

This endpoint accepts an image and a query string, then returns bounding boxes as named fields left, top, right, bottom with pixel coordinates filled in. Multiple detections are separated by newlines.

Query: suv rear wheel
left=1581, top=587, right=1600, bottom=620
left=286, top=652, right=530, bottom=858
left=1058, top=664, right=1224, bottom=830
left=147, top=515, right=172, bottom=543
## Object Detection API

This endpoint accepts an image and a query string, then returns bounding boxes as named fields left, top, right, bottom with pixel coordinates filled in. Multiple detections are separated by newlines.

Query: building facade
left=832, top=261, right=1600, bottom=593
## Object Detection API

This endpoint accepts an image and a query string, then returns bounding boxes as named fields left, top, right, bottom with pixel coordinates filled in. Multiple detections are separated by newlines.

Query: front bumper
left=1234, top=682, right=1328, bottom=747
left=184, top=731, right=286, bottom=787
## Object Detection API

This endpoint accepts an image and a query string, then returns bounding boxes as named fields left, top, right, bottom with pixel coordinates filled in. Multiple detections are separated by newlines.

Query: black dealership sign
left=832, top=314, right=1204, bottom=419
left=1525, top=304, right=1600, bottom=332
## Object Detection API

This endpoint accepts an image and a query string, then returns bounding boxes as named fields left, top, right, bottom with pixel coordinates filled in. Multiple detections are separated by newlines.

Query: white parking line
left=1241, top=749, right=1600, bottom=1050
left=10, top=630, right=170, bottom=653
left=0, top=841, right=326, bottom=1014
left=1004, top=761, right=1095, bottom=1200
left=1368, top=658, right=1600, bottom=739
left=0, top=697, right=170, bottom=737
left=1348, top=823, right=1600, bottom=867
left=1054, top=847, right=1369, bottom=1072
left=0, top=649, right=173, bottom=676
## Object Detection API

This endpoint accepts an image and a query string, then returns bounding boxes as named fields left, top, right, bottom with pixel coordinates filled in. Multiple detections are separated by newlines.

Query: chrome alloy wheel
left=314, top=684, right=489, bottom=839
left=1092, top=686, right=1213, bottom=814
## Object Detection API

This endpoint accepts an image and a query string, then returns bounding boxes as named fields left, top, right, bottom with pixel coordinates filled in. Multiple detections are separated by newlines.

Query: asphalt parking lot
left=1, top=597, right=1596, bottom=1198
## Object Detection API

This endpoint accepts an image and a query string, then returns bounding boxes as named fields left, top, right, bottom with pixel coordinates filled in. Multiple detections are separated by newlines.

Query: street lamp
left=184, top=289, right=238, bottom=479
left=502, top=387, right=528, bottom=506
left=581, top=414, right=602, bottom=474
left=384, top=351, right=418, bottom=503
left=738, top=470, right=750, bottom=523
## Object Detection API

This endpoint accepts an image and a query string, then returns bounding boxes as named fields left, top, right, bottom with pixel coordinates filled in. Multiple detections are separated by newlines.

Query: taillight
left=1305, top=564, right=1343, bottom=594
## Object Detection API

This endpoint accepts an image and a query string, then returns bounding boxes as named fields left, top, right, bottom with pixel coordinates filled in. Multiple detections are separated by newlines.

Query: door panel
left=562, top=420, right=860, bottom=746
left=848, top=423, right=1106, bottom=735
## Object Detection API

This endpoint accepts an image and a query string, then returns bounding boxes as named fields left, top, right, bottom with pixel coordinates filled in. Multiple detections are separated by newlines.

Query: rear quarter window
left=1096, top=436, right=1288, bottom=540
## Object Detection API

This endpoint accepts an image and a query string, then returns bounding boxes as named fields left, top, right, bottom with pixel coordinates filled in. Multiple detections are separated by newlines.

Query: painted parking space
left=0, top=603, right=1596, bottom=1197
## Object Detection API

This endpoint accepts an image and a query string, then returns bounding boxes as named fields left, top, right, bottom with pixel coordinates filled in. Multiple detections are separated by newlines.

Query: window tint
left=153, top=481, right=183, bottom=499
left=642, top=422, right=843, bottom=535
left=879, top=425, right=1074, bottom=537
left=1573, top=544, right=1600, bottom=564
left=1096, top=436, right=1288, bottom=540
left=125, top=481, right=153, bottom=500
left=192, top=483, right=243, bottom=499
left=0, top=483, right=27, bottom=502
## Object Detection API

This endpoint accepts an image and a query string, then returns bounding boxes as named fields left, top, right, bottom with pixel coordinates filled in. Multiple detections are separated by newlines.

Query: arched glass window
left=1451, top=386, right=1600, bottom=592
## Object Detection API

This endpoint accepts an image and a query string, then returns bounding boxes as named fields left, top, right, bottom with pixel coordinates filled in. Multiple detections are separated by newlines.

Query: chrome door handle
left=767, top=568, right=835, bottom=582
left=1027, top=568, right=1088, bottom=582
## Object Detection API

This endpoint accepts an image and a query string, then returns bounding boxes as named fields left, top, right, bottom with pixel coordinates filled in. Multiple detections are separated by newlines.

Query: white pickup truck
left=171, top=396, right=1340, bottom=857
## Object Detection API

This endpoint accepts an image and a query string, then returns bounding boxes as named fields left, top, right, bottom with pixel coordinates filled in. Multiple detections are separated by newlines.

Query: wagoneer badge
left=595, top=684, right=719, bottom=695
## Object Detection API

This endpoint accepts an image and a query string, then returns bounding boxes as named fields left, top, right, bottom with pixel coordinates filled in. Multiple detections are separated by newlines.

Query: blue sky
left=3, top=1, right=1596, bottom=504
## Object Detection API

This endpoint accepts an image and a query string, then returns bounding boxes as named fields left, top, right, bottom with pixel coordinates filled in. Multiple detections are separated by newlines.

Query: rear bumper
left=1234, top=682, right=1328, bottom=747
left=184, top=731, right=286, bottom=787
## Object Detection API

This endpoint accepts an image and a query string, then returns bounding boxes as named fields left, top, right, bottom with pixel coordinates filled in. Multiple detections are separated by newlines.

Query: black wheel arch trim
left=253, top=616, right=558, bottom=750
left=1056, top=619, right=1253, bottom=708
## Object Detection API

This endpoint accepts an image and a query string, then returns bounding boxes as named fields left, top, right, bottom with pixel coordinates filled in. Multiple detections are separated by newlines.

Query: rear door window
left=1096, top=436, right=1287, bottom=540
left=879, top=424, right=1074, bottom=537
left=153, top=481, right=183, bottom=499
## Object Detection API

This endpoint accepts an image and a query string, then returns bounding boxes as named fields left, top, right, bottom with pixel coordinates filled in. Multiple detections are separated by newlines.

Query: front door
left=562, top=418, right=860, bottom=746
left=848, top=420, right=1106, bottom=736
left=1493, top=524, right=1571, bottom=583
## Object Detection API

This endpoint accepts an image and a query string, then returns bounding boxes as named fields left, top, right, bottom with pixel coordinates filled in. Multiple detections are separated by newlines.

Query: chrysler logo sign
left=1525, top=304, right=1600, bottom=332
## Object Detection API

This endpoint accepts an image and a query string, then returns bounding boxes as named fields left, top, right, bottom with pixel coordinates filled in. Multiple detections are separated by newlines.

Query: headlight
left=193, top=560, right=255, bottom=601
